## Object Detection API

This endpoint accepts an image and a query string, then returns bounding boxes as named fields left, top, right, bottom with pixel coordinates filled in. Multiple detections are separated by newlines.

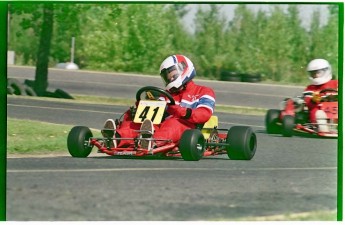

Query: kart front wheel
left=67, top=126, right=93, bottom=157
left=179, top=129, right=205, bottom=161
left=265, top=109, right=281, bottom=134
left=226, top=126, right=256, bottom=160
left=282, top=115, right=295, bottom=137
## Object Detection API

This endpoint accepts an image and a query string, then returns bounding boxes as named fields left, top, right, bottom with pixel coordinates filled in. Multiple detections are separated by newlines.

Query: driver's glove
left=167, top=105, right=192, bottom=119
left=129, top=106, right=137, bottom=120
left=311, top=92, right=322, bottom=103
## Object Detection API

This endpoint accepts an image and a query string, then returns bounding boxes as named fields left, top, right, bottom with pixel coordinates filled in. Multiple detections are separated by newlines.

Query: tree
left=320, top=5, right=339, bottom=79
left=258, top=6, right=293, bottom=81
left=193, top=4, right=228, bottom=78
left=77, top=4, right=189, bottom=74
left=308, top=5, right=339, bottom=79
left=34, top=4, right=53, bottom=95
left=9, top=3, right=339, bottom=85
left=8, top=4, right=41, bottom=64
left=286, top=5, right=309, bottom=83
left=309, top=9, right=322, bottom=59
left=9, top=3, right=86, bottom=95
left=228, top=5, right=261, bottom=73
left=9, top=3, right=54, bottom=95
left=164, top=4, right=193, bottom=57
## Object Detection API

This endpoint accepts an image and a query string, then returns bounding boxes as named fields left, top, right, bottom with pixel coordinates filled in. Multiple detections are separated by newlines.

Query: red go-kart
left=265, top=88, right=338, bottom=138
left=67, top=86, right=257, bottom=161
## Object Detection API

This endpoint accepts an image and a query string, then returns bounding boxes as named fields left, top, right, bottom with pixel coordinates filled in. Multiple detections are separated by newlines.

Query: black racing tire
left=220, top=71, right=242, bottom=82
left=25, top=86, right=37, bottom=96
left=43, top=91, right=57, bottom=98
left=67, top=126, right=93, bottom=157
left=282, top=115, right=295, bottom=137
left=7, top=86, right=15, bottom=95
left=241, top=73, right=261, bottom=83
left=24, top=79, right=35, bottom=88
left=54, top=88, right=74, bottom=99
left=242, top=77, right=260, bottom=83
left=226, top=126, right=256, bottom=160
left=179, top=129, right=205, bottom=161
left=7, top=78, right=26, bottom=95
left=265, top=109, right=281, bottom=134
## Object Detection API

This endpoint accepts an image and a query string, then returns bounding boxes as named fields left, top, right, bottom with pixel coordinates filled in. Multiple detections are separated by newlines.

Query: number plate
left=320, top=102, right=338, bottom=119
left=133, top=100, right=167, bottom=124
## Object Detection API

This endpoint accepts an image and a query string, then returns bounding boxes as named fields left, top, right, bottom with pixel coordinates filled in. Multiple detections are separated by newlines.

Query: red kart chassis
left=90, top=129, right=229, bottom=157
left=67, top=86, right=257, bottom=161
left=67, top=125, right=257, bottom=161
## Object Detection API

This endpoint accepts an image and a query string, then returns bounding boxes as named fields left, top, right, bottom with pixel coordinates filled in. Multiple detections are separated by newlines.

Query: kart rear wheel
left=179, top=129, right=205, bottom=161
left=226, top=126, right=256, bottom=160
left=8, top=78, right=25, bottom=95
left=282, top=115, right=295, bottom=137
left=265, top=109, right=281, bottom=134
left=67, top=126, right=93, bottom=157
left=25, top=86, right=37, bottom=96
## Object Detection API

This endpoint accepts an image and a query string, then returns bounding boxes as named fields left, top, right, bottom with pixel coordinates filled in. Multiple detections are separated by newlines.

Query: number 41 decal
left=133, top=100, right=167, bottom=124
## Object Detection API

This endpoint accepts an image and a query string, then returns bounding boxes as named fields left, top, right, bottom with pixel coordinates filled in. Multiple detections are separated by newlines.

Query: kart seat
left=197, top=115, right=219, bottom=139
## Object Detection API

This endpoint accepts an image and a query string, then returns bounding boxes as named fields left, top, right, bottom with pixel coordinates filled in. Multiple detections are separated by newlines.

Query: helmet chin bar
left=309, top=70, right=332, bottom=85
left=168, top=83, right=187, bottom=94
left=168, top=87, right=180, bottom=94
left=306, top=59, right=332, bottom=85
left=165, top=74, right=183, bottom=92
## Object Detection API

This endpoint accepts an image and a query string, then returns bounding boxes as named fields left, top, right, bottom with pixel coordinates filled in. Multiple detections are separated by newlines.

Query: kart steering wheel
left=319, top=88, right=338, bottom=94
left=319, top=88, right=338, bottom=102
left=136, top=86, right=175, bottom=105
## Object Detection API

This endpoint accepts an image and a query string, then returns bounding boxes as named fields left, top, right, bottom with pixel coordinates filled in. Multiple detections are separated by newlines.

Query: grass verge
left=7, top=118, right=99, bottom=155
left=234, top=210, right=337, bottom=221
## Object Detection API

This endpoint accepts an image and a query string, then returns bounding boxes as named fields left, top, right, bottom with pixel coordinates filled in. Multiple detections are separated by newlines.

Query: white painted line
left=215, top=89, right=288, bottom=98
left=7, top=104, right=123, bottom=115
left=7, top=167, right=337, bottom=173
left=219, top=121, right=264, bottom=128
left=49, top=79, right=144, bottom=87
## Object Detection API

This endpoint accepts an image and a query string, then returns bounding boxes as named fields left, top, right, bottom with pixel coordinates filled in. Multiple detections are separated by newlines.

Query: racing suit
left=304, top=79, right=338, bottom=123
left=116, top=80, right=216, bottom=147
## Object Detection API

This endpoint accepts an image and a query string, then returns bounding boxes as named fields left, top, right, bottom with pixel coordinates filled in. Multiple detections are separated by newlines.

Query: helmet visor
left=308, top=68, right=328, bottom=79
left=160, top=65, right=180, bottom=85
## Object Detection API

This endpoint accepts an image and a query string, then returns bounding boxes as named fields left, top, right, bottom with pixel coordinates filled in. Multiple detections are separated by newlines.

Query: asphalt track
left=6, top=66, right=339, bottom=221
left=7, top=65, right=306, bottom=109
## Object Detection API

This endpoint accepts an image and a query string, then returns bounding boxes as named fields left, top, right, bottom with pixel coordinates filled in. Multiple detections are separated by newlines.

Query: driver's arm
left=167, top=90, right=215, bottom=124
left=303, top=88, right=321, bottom=111
left=186, top=107, right=213, bottom=124
left=167, top=105, right=213, bottom=124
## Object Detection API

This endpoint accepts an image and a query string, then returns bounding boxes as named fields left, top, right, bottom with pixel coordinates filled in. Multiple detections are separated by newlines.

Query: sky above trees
left=182, top=4, right=330, bottom=32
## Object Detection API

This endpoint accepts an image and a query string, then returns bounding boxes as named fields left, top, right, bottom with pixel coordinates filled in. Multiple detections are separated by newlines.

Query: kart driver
left=102, top=54, right=216, bottom=150
left=303, top=58, right=338, bottom=132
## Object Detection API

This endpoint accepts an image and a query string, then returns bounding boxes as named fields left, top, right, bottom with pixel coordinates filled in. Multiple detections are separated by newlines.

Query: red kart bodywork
left=266, top=89, right=338, bottom=138
left=88, top=131, right=229, bottom=157
left=67, top=86, right=257, bottom=161
left=67, top=121, right=256, bottom=161
left=294, top=101, right=338, bottom=137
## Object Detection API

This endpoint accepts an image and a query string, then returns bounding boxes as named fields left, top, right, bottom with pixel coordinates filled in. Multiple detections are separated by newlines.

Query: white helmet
left=159, top=54, right=196, bottom=93
left=306, top=59, right=332, bottom=85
